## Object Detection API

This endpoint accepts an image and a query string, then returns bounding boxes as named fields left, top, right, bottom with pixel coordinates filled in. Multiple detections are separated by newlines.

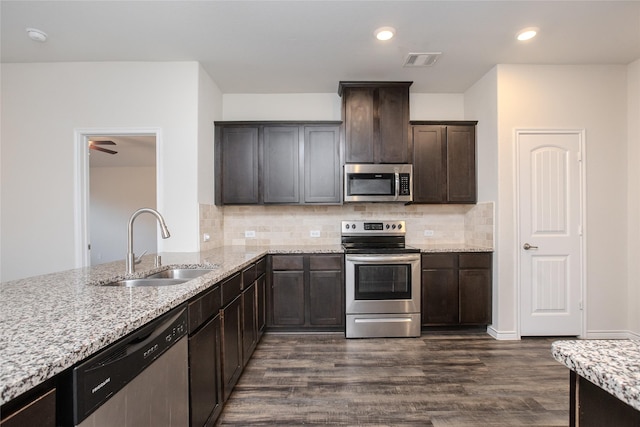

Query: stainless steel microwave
left=344, top=164, right=413, bottom=203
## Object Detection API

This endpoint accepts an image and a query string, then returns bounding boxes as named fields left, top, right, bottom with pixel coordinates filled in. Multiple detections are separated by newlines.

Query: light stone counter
left=412, top=243, right=493, bottom=253
left=552, top=339, right=640, bottom=411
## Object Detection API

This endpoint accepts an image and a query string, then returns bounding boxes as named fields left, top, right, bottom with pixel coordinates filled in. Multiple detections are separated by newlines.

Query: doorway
left=516, top=129, right=585, bottom=337
left=75, top=129, right=159, bottom=267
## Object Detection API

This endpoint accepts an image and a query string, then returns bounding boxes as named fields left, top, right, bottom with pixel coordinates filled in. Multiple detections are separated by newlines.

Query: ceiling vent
left=403, top=52, right=441, bottom=67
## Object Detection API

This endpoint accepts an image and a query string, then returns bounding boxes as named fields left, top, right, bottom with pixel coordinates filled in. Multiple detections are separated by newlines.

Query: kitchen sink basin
left=145, top=268, right=215, bottom=280
left=104, top=278, right=189, bottom=287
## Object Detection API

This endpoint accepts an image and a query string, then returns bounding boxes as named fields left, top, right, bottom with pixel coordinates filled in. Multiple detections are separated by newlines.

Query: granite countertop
left=552, top=339, right=640, bottom=411
left=0, top=242, right=490, bottom=405
left=412, top=243, right=493, bottom=253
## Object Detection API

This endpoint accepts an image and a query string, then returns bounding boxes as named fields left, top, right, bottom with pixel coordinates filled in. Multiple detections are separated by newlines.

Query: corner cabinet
left=268, top=254, right=345, bottom=332
left=421, top=252, right=492, bottom=327
left=411, top=122, right=477, bottom=204
left=215, top=122, right=342, bottom=205
left=339, top=81, right=411, bottom=164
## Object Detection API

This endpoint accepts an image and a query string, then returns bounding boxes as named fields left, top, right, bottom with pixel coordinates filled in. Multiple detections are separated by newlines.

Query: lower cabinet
left=421, top=252, right=492, bottom=327
left=268, top=254, right=344, bottom=331
left=0, top=388, right=55, bottom=427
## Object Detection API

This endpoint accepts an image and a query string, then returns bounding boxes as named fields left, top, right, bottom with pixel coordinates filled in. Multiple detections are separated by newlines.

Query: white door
left=517, top=130, right=584, bottom=336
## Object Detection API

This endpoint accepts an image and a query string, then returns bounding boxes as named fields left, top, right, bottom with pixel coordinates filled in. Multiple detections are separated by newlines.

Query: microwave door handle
left=394, top=172, right=400, bottom=200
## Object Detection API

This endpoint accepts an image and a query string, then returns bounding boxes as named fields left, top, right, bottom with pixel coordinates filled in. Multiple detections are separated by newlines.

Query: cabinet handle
left=523, top=243, right=539, bottom=250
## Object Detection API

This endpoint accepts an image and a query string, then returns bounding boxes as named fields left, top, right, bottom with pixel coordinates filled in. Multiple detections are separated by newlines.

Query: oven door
left=345, top=253, right=421, bottom=315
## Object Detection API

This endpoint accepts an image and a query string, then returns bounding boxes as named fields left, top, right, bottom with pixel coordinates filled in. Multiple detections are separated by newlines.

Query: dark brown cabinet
left=411, top=122, right=477, bottom=204
left=339, top=81, right=411, bottom=164
left=421, top=252, right=492, bottom=327
left=220, top=273, right=243, bottom=401
left=268, top=254, right=344, bottom=331
left=0, top=388, right=55, bottom=427
left=215, top=122, right=342, bottom=205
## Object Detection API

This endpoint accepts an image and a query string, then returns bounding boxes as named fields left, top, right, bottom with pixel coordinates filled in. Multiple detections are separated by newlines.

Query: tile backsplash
left=200, top=202, right=494, bottom=249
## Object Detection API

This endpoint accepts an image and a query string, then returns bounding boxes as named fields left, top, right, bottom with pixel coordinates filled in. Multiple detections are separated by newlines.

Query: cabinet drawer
left=221, top=273, right=242, bottom=307
left=256, top=257, right=267, bottom=277
left=271, top=255, right=304, bottom=270
left=309, top=255, right=343, bottom=271
left=242, top=263, right=257, bottom=289
left=459, top=253, right=492, bottom=269
left=188, top=285, right=222, bottom=333
left=421, top=253, right=457, bottom=269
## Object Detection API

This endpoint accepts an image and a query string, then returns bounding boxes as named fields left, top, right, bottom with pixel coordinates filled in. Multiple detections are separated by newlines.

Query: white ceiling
left=2, top=1, right=639, bottom=94
left=89, top=135, right=156, bottom=168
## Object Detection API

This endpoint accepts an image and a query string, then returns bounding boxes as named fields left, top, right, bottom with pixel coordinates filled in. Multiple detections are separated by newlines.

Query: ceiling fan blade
left=89, top=140, right=116, bottom=146
left=90, top=146, right=118, bottom=155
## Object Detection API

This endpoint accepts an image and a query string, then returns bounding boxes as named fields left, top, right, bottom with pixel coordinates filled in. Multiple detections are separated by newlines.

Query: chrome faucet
left=126, top=208, right=171, bottom=274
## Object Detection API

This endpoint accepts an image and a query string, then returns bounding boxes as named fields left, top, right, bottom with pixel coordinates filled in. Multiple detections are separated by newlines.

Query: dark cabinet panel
left=0, top=388, right=55, bottom=427
left=219, top=127, right=259, bottom=205
left=256, top=274, right=267, bottom=337
left=309, top=270, right=344, bottom=326
left=340, top=82, right=411, bottom=164
left=411, top=122, right=477, bottom=204
left=263, top=126, right=301, bottom=203
left=271, top=270, right=305, bottom=326
left=421, top=252, right=492, bottom=327
left=447, top=126, right=477, bottom=203
left=221, top=295, right=243, bottom=401
left=189, top=315, right=222, bottom=427
left=304, top=126, right=341, bottom=203
left=242, top=282, right=257, bottom=366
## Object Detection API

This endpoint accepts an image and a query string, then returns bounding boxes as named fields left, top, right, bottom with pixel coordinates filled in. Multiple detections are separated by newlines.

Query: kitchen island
left=0, top=242, right=491, bottom=421
left=552, top=339, right=640, bottom=426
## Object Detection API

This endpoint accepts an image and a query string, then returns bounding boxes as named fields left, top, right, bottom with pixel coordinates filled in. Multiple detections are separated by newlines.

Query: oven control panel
left=341, top=220, right=406, bottom=235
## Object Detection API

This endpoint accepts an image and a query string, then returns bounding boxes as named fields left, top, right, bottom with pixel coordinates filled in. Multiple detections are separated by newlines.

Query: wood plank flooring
left=216, top=331, right=569, bottom=426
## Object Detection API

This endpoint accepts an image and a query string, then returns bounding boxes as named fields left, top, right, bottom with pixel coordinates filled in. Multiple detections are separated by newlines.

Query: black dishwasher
left=66, top=305, right=189, bottom=426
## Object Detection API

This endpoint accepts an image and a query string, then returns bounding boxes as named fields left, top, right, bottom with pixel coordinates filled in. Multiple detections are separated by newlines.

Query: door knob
left=523, top=243, right=539, bottom=250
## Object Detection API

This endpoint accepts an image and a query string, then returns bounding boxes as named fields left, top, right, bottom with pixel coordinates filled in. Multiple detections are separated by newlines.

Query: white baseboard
left=585, top=330, right=640, bottom=340
left=487, top=326, right=520, bottom=340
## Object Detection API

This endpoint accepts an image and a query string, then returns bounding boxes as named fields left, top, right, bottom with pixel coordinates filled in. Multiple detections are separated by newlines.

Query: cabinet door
left=256, top=274, right=266, bottom=336
left=378, top=86, right=409, bottom=163
left=241, top=282, right=257, bottom=366
left=309, top=270, right=344, bottom=326
left=304, top=126, right=341, bottom=203
left=221, top=295, right=243, bottom=401
left=0, top=388, right=55, bottom=427
left=221, top=127, right=259, bottom=204
left=421, top=268, right=458, bottom=325
left=459, top=268, right=492, bottom=324
left=446, top=126, right=476, bottom=203
left=263, top=126, right=301, bottom=203
left=188, top=315, right=222, bottom=427
left=344, top=87, right=375, bottom=163
left=270, top=270, right=305, bottom=326
left=412, top=125, right=446, bottom=203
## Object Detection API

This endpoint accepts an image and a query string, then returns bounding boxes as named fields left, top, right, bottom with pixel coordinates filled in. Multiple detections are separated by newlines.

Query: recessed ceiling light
left=26, top=27, right=48, bottom=42
left=374, top=26, right=395, bottom=41
left=517, top=27, right=539, bottom=41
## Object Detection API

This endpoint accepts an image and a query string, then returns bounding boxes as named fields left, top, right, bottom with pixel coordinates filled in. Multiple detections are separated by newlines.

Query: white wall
left=628, top=59, right=640, bottom=336
left=495, top=64, right=629, bottom=338
left=223, top=93, right=341, bottom=121
left=1, top=62, right=202, bottom=281
left=90, top=166, right=156, bottom=264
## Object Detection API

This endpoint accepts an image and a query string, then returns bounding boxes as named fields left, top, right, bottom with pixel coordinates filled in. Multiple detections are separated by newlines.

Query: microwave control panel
left=399, top=174, right=411, bottom=195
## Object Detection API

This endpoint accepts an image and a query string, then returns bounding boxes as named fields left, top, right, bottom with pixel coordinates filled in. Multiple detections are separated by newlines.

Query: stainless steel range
left=342, top=220, right=421, bottom=338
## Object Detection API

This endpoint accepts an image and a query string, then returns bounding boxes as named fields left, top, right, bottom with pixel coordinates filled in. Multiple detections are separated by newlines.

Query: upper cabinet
left=411, top=121, right=477, bottom=204
left=215, top=122, right=342, bottom=205
left=339, top=81, right=412, bottom=164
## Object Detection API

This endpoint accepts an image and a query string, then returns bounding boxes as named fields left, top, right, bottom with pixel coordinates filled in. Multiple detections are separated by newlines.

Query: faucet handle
left=135, top=250, right=148, bottom=264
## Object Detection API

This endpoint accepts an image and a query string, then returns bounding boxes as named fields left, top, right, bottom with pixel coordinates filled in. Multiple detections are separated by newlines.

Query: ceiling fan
left=88, top=140, right=118, bottom=155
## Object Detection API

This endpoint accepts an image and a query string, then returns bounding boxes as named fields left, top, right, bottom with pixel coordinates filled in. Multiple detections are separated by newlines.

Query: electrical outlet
left=310, top=230, right=321, bottom=237
left=245, top=230, right=256, bottom=238
left=424, top=230, right=435, bottom=237
left=203, top=233, right=210, bottom=242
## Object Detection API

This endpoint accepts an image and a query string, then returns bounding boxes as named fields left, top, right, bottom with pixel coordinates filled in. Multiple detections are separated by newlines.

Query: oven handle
left=345, top=254, right=420, bottom=263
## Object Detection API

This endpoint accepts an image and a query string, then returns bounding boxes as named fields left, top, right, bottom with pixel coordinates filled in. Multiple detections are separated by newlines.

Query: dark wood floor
left=216, top=331, right=570, bottom=426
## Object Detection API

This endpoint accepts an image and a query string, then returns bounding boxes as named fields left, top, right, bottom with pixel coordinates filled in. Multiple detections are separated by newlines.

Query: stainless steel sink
left=145, top=268, right=215, bottom=280
left=104, top=278, right=189, bottom=287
